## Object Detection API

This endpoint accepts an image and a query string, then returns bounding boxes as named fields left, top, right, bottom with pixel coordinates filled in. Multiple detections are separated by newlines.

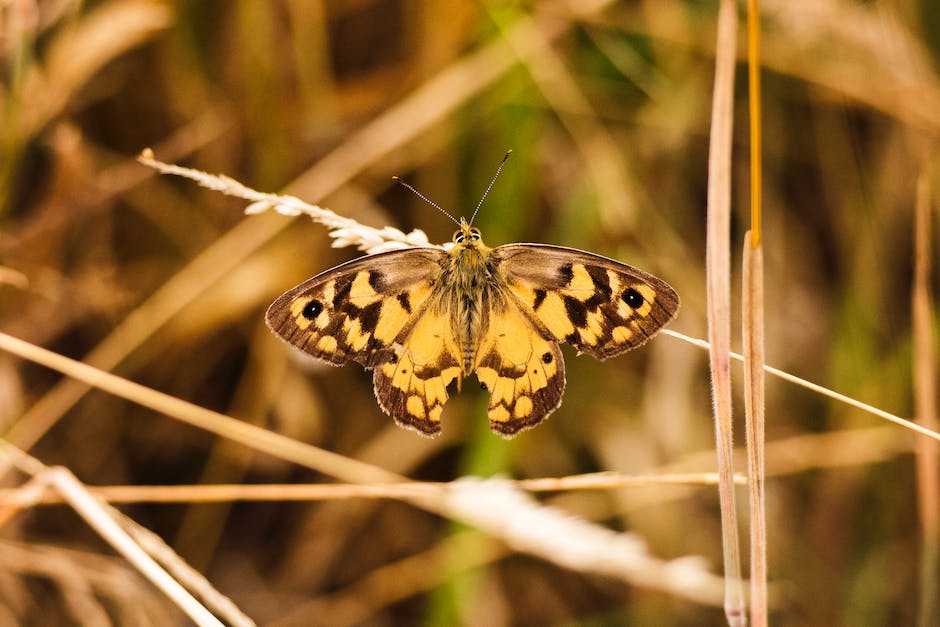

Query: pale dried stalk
left=706, top=0, right=746, bottom=623
left=0, top=472, right=744, bottom=506
left=0, top=442, right=231, bottom=627
left=762, top=0, right=940, bottom=134
left=663, top=329, right=940, bottom=443
left=912, top=169, right=939, bottom=627
left=439, top=478, right=725, bottom=606
left=0, top=331, right=726, bottom=605
left=116, top=515, right=254, bottom=627
left=743, top=232, right=766, bottom=626
left=14, top=0, right=171, bottom=144
left=0, top=540, right=172, bottom=622
left=745, top=1, right=767, bottom=623
left=138, top=150, right=435, bottom=255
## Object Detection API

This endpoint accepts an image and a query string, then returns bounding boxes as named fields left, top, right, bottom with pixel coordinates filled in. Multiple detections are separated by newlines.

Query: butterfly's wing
left=494, top=244, right=679, bottom=359
left=373, top=293, right=463, bottom=436
left=472, top=291, right=566, bottom=437
left=266, top=247, right=463, bottom=436
left=265, top=247, right=446, bottom=366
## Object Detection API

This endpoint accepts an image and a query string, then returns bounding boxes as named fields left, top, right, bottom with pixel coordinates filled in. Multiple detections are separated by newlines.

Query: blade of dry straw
left=913, top=168, right=939, bottom=626
left=706, top=0, right=745, bottom=623
left=743, top=233, right=766, bottom=626
left=0, top=472, right=739, bottom=506
left=664, top=328, right=940, bottom=442
left=744, top=1, right=768, bottom=625
left=0, top=332, right=727, bottom=605
left=0, top=451, right=227, bottom=627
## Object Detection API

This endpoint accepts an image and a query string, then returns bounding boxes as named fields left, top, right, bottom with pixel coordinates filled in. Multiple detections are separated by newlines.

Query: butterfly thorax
left=444, top=225, right=501, bottom=373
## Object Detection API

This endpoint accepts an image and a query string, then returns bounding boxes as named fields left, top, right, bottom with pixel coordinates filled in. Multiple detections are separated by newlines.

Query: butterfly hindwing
left=265, top=248, right=446, bottom=367
left=373, top=296, right=463, bottom=436
left=494, top=244, right=680, bottom=360
left=473, top=291, right=565, bottom=437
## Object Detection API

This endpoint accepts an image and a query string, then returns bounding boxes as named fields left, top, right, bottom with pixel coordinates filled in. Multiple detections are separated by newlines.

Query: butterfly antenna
left=391, top=176, right=461, bottom=227
left=469, top=149, right=512, bottom=226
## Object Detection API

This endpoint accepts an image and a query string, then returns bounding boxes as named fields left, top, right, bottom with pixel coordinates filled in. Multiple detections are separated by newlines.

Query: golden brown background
left=2, top=0, right=939, bottom=625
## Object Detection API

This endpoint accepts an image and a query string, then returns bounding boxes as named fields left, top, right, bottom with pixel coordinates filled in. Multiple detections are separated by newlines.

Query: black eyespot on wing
left=541, top=352, right=553, bottom=364
left=622, top=288, right=644, bottom=308
left=302, top=300, right=323, bottom=319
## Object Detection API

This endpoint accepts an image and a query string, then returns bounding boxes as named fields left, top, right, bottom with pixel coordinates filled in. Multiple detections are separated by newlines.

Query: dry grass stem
left=439, top=478, right=725, bottom=606
left=706, top=0, right=745, bottom=622
left=912, top=168, right=939, bottom=626
left=0, top=331, right=404, bottom=485
left=663, top=329, right=940, bottom=443
left=744, top=2, right=768, bottom=622
left=0, top=332, right=726, bottom=605
left=0, top=442, right=230, bottom=626
left=743, top=232, right=767, bottom=626
left=116, top=515, right=255, bottom=627
left=0, top=471, right=745, bottom=507
left=13, top=0, right=170, bottom=144
left=138, top=150, right=436, bottom=254
left=0, top=540, right=175, bottom=623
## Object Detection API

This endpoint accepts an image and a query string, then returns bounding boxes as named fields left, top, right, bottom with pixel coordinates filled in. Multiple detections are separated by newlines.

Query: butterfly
left=266, top=154, right=679, bottom=438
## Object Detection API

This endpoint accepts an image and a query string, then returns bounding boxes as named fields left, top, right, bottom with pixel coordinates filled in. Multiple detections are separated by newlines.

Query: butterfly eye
left=469, top=228, right=481, bottom=241
left=453, top=231, right=465, bottom=243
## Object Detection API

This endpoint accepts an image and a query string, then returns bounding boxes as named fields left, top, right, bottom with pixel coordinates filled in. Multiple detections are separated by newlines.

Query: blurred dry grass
left=1, top=0, right=939, bottom=625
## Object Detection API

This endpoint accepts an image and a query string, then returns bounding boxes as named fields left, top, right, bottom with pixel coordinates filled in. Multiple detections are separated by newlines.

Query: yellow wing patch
left=498, top=252, right=680, bottom=361
left=373, top=306, right=463, bottom=436
left=474, top=298, right=565, bottom=437
left=266, top=248, right=445, bottom=369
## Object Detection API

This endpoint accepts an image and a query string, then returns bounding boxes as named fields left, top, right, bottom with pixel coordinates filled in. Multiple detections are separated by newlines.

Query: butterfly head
left=453, top=218, right=483, bottom=247
left=393, top=151, right=511, bottom=249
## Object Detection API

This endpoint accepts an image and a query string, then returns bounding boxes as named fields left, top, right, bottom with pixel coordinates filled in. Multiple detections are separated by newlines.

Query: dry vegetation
left=1, top=0, right=939, bottom=625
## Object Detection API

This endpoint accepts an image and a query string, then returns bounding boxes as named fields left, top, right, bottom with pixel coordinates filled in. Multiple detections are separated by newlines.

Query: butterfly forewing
left=265, top=248, right=446, bottom=366
left=494, top=244, right=679, bottom=360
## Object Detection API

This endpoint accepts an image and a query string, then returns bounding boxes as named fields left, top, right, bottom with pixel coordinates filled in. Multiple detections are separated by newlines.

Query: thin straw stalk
left=913, top=169, right=939, bottom=627
left=706, top=0, right=745, bottom=623
left=743, top=232, right=766, bottom=626
left=745, top=1, right=768, bottom=624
